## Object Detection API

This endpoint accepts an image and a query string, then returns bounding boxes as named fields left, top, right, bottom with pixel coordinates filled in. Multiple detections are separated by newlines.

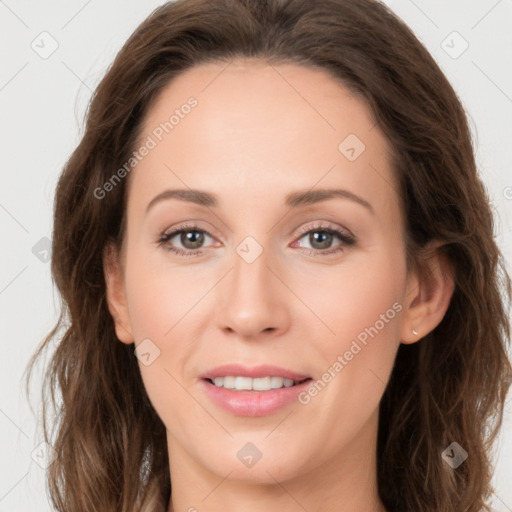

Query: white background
left=1, top=0, right=511, bottom=510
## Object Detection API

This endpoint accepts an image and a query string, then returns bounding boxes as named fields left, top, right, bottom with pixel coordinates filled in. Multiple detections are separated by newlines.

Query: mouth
left=199, top=364, right=314, bottom=415
left=203, top=376, right=313, bottom=392
left=199, top=365, right=314, bottom=416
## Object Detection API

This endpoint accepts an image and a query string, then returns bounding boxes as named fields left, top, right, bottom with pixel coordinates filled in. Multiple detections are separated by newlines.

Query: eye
left=157, top=221, right=356, bottom=257
left=157, top=224, right=215, bottom=256
left=291, top=222, right=356, bottom=256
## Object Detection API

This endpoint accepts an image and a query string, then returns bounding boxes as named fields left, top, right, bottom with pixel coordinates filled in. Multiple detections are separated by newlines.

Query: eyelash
left=157, top=222, right=356, bottom=257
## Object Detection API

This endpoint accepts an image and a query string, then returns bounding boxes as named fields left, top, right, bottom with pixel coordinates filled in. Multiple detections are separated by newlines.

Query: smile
left=207, top=375, right=310, bottom=391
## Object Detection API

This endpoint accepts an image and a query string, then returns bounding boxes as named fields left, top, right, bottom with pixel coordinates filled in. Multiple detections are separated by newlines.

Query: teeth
left=211, top=376, right=297, bottom=391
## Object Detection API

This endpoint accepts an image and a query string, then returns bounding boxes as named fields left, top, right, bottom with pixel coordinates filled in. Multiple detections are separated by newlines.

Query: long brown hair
left=25, top=0, right=511, bottom=510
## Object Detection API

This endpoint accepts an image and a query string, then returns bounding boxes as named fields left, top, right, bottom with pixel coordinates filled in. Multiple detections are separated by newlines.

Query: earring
left=412, top=328, right=418, bottom=336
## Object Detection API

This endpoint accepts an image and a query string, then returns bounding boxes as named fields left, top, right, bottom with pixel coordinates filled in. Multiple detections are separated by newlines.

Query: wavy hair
left=25, top=0, right=511, bottom=510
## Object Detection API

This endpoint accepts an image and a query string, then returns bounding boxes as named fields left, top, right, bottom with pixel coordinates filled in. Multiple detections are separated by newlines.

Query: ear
left=103, top=242, right=134, bottom=344
left=400, top=241, right=455, bottom=344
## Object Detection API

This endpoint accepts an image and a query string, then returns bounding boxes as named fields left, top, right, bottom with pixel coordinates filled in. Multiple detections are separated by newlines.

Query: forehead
left=129, top=59, right=398, bottom=216
left=140, top=59, right=381, bottom=152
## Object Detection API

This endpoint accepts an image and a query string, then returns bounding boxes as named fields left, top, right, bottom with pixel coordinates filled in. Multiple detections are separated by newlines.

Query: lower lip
left=200, top=378, right=313, bottom=417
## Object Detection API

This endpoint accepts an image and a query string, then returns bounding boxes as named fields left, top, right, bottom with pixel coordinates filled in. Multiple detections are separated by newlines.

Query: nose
left=215, top=239, right=290, bottom=340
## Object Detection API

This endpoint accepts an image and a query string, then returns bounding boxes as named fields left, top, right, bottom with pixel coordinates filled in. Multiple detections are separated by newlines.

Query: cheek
left=123, top=242, right=203, bottom=340
left=297, top=237, right=404, bottom=344
left=122, top=246, right=212, bottom=417
left=308, top=245, right=405, bottom=412
left=331, top=266, right=403, bottom=352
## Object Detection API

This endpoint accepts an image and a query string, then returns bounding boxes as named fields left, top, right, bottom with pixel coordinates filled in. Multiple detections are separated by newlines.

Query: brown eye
left=305, top=230, right=335, bottom=250
left=178, top=229, right=205, bottom=249
left=294, top=225, right=355, bottom=256
left=158, top=226, right=215, bottom=256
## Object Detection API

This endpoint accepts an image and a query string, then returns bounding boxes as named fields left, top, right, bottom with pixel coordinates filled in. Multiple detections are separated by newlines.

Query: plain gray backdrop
left=1, top=0, right=511, bottom=510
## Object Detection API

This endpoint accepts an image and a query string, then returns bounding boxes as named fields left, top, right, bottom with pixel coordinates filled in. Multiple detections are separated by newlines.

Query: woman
left=26, top=0, right=511, bottom=511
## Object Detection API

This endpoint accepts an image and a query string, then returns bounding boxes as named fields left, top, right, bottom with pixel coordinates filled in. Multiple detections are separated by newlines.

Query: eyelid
left=159, top=220, right=353, bottom=243
left=160, top=221, right=222, bottom=241
left=157, top=220, right=356, bottom=256
left=293, top=220, right=355, bottom=240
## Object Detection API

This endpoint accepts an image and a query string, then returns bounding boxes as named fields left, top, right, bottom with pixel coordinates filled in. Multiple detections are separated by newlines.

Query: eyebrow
left=285, top=188, right=374, bottom=214
left=145, top=188, right=374, bottom=214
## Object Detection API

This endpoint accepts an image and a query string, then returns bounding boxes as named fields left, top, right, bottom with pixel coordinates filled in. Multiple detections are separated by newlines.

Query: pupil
left=182, top=230, right=204, bottom=249
left=311, top=231, right=331, bottom=249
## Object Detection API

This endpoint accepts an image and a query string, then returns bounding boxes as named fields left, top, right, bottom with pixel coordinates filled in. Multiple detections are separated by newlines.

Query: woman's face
left=106, top=60, right=419, bottom=489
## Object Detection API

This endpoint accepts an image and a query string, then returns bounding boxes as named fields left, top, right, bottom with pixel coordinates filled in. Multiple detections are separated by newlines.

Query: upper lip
left=200, top=364, right=311, bottom=382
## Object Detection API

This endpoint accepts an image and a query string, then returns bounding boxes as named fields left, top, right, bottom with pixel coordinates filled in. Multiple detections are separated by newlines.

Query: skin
left=104, top=59, right=454, bottom=512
